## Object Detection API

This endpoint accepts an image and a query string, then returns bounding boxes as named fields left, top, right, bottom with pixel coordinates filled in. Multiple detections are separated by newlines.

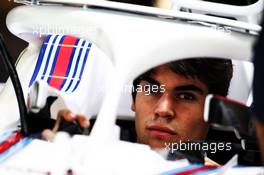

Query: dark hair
left=132, top=58, right=233, bottom=101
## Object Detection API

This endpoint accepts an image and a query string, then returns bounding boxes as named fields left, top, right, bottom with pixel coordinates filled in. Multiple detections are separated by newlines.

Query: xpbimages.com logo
left=122, top=84, right=165, bottom=96
left=31, top=24, right=98, bottom=38
left=164, top=140, right=232, bottom=154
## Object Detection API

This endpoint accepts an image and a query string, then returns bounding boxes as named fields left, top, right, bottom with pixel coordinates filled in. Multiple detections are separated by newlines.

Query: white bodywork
left=0, top=0, right=263, bottom=174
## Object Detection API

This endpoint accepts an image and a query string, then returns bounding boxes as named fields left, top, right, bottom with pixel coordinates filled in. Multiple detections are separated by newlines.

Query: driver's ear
left=131, top=101, right=136, bottom=112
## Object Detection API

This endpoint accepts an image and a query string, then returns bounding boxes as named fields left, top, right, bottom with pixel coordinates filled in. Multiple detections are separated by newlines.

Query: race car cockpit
left=0, top=0, right=263, bottom=174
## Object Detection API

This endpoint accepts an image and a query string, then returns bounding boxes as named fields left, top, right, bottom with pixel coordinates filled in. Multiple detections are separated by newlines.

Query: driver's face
left=131, top=65, right=209, bottom=149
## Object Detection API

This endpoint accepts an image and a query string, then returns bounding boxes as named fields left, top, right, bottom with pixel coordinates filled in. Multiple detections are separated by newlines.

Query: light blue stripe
left=159, top=164, right=202, bottom=175
left=0, top=131, right=14, bottom=144
left=0, top=138, right=33, bottom=164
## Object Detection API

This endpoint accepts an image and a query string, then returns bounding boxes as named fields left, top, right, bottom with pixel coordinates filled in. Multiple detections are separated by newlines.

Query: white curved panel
left=4, top=4, right=258, bottom=138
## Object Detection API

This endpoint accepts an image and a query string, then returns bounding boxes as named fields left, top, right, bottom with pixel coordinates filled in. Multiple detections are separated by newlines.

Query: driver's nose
left=154, top=93, right=175, bottom=120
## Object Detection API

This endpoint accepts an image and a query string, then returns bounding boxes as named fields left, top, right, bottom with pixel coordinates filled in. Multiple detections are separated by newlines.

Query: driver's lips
left=146, top=125, right=177, bottom=139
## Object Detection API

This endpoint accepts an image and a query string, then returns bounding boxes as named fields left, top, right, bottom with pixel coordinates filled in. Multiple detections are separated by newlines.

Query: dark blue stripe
left=65, top=40, right=86, bottom=92
left=29, top=35, right=51, bottom=87
left=60, top=38, right=80, bottom=91
left=47, top=35, right=66, bottom=84
left=72, top=42, right=92, bottom=92
left=41, top=35, right=59, bottom=80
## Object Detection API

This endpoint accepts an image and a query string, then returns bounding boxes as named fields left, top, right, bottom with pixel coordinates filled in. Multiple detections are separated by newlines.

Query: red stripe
left=0, top=131, right=23, bottom=154
left=174, top=165, right=217, bottom=175
left=49, top=36, right=78, bottom=89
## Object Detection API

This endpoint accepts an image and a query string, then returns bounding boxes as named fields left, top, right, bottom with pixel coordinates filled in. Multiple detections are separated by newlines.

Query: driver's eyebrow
left=175, top=85, right=204, bottom=95
left=140, top=76, right=160, bottom=86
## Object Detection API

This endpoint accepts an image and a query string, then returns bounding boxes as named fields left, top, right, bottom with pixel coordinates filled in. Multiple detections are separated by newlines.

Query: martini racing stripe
left=0, top=138, right=32, bottom=164
left=159, top=165, right=202, bottom=175
left=0, top=131, right=13, bottom=144
left=29, top=34, right=55, bottom=87
left=29, top=34, right=92, bottom=93
left=160, top=164, right=217, bottom=175
left=48, top=36, right=78, bottom=89
left=175, top=165, right=217, bottom=175
left=0, top=131, right=23, bottom=155
left=42, top=35, right=64, bottom=82
left=60, top=38, right=85, bottom=92
left=66, top=41, right=92, bottom=93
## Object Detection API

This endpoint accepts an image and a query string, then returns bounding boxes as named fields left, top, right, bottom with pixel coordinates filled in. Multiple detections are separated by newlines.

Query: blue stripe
left=72, top=42, right=92, bottom=92
left=192, top=168, right=219, bottom=175
left=60, top=38, right=80, bottom=91
left=41, top=35, right=59, bottom=80
left=29, top=35, right=51, bottom=87
left=159, top=164, right=202, bottom=175
left=47, top=35, right=66, bottom=84
left=0, top=138, right=33, bottom=164
left=0, top=131, right=13, bottom=144
left=65, top=40, right=86, bottom=92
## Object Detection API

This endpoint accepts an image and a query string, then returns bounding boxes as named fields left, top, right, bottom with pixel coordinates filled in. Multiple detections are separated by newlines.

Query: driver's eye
left=175, top=93, right=196, bottom=101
